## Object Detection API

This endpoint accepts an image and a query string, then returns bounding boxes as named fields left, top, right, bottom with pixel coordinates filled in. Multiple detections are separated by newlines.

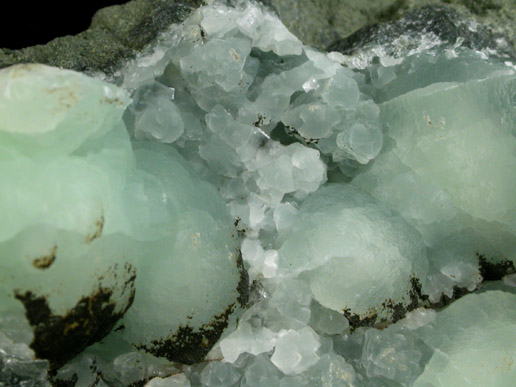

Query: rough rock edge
left=0, top=0, right=203, bottom=75
left=329, top=4, right=516, bottom=61
left=0, top=0, right=277, bottom=76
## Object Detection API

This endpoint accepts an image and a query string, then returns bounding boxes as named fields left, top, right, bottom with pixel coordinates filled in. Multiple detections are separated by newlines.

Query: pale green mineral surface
left=414, top=291, right=516, bottom=386
left=276, top=184, right=427, bottom=323
left=1, top=0, right=516, bottom=386
left=0, top=63, right=245, bottom=373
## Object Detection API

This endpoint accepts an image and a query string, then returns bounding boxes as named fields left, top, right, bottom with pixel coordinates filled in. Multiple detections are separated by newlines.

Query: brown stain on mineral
left=343, top=276, right=422, bottom=330
left=137, top=303, right=235, bottom=365
left=103, top=96, right=126, bottom=107
left=14, top=263, right=136, bottom=370
left=32, top=245, right=57, bottom=270
left=86, top=213, right=105, bottom=243
left=229, top=49, right=241, bottom=62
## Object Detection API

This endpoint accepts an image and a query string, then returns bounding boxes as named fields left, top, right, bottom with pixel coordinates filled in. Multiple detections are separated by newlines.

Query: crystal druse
left=2, top=0, right=516, bottom=386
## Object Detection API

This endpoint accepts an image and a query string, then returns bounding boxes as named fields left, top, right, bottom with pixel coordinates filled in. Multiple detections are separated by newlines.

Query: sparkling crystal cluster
left=1, top=0, right=516, bottom=386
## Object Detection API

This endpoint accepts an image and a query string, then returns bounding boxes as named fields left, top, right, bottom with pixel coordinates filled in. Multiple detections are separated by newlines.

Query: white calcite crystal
left=2, top=0, right=516, bottom=386
left=145, top=373, right=191, bottom=387
left=219, top=322, right=276, bottom=363
left=276, top=184, right=428, bottom=323
left=270, top=326, right=320, bottom=375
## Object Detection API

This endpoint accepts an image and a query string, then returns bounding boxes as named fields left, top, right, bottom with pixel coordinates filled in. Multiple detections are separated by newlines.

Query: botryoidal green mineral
left=276, top=184, right=428, bottom=324
left=414, top=291, right=516, bottom=385
left=0, top=64, right=245, bottom=368
left=2, top=0, right=516, bottom=386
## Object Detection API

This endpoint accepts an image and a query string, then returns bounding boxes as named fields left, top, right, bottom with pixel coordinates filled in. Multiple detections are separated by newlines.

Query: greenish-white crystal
left=0, top=63, right=244, bottom=367
left=3, top=0, right=516, bottom=385
left=276, top=184, right=428, bottom=322
left=414, top=291, right=516, bottom=386
left=0, top=64, right=135, bottom=340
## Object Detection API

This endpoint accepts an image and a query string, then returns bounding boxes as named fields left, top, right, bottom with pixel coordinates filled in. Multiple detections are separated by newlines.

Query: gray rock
left=2, top=0, right=516, bottom=75
left=267, top=0, right=516, bottom=52
left=0, top=0, right=202, bottom=74
left=328, top=4, right=516, bottom=59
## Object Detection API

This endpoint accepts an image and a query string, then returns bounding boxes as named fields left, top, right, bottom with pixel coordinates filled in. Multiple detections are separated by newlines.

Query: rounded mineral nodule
left=0, top=64, right=247, bottom=369
left=104, top=141, right=247, bottom=365
left=0, top=64, right=135, bottom=368
left=276, top=183, right=428, bottom=326
left=414, top=290, right=516, bottom=385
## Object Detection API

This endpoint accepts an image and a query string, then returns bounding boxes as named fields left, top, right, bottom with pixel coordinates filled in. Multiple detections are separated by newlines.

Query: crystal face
left=276, top=184, right=428, bottom=323
left=414, top=291, right=516, bottom=386
left=2, top=1, right=516, bottom=386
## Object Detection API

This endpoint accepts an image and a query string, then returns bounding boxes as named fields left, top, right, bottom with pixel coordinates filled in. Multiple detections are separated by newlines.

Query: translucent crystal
left=200, top=361, right=241, bottom=386
left=112, top=352, right=146, bottom=386
left=266, top=279, right=312, bottom=330
left=4, top=0, right=516, bottom=385
left=241, top=355, right=281, bottom=387
left=361, top=328, right=422, bottom=384
left=320, top=68, right=360, bottom=108
left=130, top=81, right=184, bottom=143
left=0, top=64, right=244, bottom=371
left=105, top=142, right=243, bottom=361
left=0, top=64, right=135, bottom=367
left=303, top=353, right=356, bottom=386
left=310, top=301, right=349, bottom=336
left=0, top=64, right=129, bottom=157
left=145, top=373, right=191, bottom=387
left=414, top=291, right=516, bottom=386
left=219, top=322, right=276, bottom=363
left=353, top=73, right=516, bottom=273
left=270, top=327, right=320, bottom=375
left=277, top=184, right=428, bottom=322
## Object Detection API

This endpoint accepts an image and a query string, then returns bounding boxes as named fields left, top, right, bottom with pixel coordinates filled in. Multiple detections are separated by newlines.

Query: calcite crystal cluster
left=1, top=0, right=516, bottom=386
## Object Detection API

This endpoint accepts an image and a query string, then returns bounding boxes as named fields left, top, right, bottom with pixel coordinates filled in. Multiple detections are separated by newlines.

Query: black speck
left=477, top=253, right=515, bottom=281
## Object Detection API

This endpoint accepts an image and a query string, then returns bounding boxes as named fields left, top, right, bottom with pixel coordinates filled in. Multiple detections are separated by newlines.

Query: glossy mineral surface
left=1, top=0, right=516, bottom=386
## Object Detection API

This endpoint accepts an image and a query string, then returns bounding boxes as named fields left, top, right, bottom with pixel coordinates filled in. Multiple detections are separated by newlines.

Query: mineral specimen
left=276, top=184, right=428, bottom=324
left=1, top=0, right=516, bottom=386
left=0, top=62, right=245, bottom=382
left=414, top=291, right=516, bottom=385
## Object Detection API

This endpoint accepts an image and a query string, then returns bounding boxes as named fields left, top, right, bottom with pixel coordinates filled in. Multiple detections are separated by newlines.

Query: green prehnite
left=414, top=291, right=516, bottom=386
left=353, top=71, right=516, bottom=300
left=0, top=64, right=245, bottom=367
left=276, top=184, right=428, bottom=324
left=3, top=1, right=516, bottom=386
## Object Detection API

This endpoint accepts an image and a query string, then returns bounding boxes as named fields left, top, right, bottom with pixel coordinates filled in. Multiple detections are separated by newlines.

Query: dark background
left=1, top=0, right=129, bottom=49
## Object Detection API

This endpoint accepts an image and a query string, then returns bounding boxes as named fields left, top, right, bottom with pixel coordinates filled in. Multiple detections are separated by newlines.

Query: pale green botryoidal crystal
left=275, top=183, right=428, bottom=324
left=414, top=291, right=516, bottom=386
left=353, top=72, right=516, bottom=299
left=0, top=64, right=245, bottom=367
